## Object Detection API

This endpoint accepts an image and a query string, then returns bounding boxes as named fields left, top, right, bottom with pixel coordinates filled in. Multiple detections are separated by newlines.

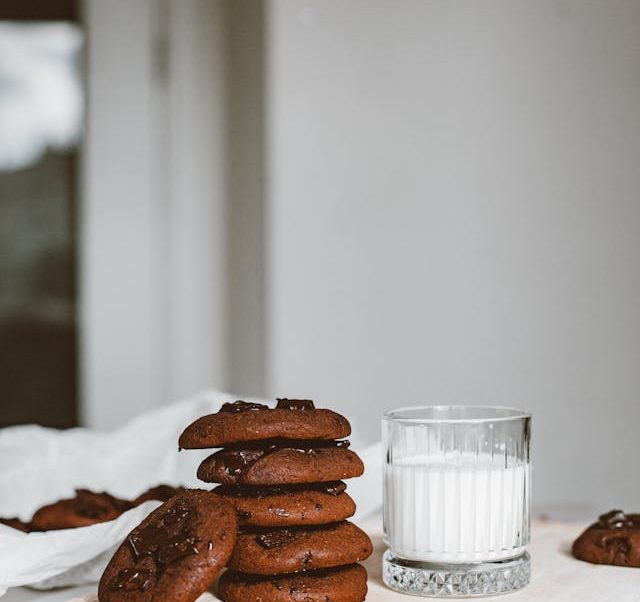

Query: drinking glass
left=382, top=406, right=531, bottom=598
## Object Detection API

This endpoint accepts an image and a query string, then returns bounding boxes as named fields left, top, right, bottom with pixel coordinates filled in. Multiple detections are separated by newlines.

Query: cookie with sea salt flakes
left=98, top=489, right=237, bottom=602
left=218, top=563, right=368, bottom=602
left=572, top=509, right=640, bottom=567
left=197, top=444, right=364, bottom=486
left=227, top=521, right=372, bottom=575
left=213, top=482, right=356, bottom=527
left=178, top=399, right=351, bottom=449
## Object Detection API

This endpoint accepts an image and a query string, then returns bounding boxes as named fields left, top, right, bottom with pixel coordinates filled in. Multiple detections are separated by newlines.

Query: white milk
left=384, top=453, right=530, bottom=563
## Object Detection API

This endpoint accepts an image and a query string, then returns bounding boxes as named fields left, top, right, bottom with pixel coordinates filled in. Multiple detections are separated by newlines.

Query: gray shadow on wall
left=224, top=0, right=267, bottom=399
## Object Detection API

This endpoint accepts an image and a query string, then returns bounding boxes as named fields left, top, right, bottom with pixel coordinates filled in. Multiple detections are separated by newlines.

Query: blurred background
left=1, top=0, right=639, bottom=519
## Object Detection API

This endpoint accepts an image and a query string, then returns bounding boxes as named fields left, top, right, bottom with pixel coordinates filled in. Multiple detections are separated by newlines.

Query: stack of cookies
left=179, top=398, right=372, bottom=602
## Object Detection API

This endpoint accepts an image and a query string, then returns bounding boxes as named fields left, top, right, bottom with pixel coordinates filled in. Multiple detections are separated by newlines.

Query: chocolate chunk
left=324, top=482, right=347, bottom=496
left=220, top=400, right=269, bottom=413
left=113, top=567, right=155, bottom=592
left=256, top=529, right=295, bottom=549
left=115, top=500, right=202, bottom=591
left=275, top=399, right=315, bottom=411
left=222, top=450, right=266, bottom=476
left=598, top=510, right=634, bottom=529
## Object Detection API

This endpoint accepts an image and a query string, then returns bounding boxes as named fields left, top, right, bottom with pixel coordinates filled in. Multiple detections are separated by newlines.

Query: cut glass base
left=382, top=549, right=531, bottom=598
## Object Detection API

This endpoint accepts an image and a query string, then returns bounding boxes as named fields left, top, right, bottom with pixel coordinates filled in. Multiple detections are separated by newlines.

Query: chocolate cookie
left=218, top=564, right=368, bottom=602
left=179, top=399, right=351, bottom=449
left=214, top=482, right=356, bottom=527
left=227, top=521, right=372, bottom=575
left=31, top=489, right=132, bottom=531
left=198, top=445, right=364, bottom=486
left=98, top=489, right=237, bottom=602
left=0, top=517, right=33, bottom=532
left=132, top=485, right=184, bottom=506
left=572, top=509, right=640, bottom=567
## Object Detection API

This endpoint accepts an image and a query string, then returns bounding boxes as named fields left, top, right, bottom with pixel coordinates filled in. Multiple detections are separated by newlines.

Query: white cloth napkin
left=0, top=390, right=382, bottom=597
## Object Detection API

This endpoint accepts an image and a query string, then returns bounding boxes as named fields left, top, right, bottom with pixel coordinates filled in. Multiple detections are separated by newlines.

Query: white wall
left=265, top=0, right=640, bottom=516
left=81, top=0, right=230, bottom=428
left=81, top=0, right=271, bottom=429
left=82, top=0, right=164, bottom=428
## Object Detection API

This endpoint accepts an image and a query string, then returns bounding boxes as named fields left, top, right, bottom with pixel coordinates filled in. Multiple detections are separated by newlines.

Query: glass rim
left=383, top=404, right=531, bottom=424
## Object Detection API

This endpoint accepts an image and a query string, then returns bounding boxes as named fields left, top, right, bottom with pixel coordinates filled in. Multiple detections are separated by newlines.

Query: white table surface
left=4, top=519, right=639, bottom=602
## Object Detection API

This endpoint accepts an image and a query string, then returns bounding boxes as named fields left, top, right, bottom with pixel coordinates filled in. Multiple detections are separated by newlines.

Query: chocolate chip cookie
left=0, top=517, right=33, bottom=532
left=218, top=563, right=368, bottom=602
left=31, top=489, right=132, bottom=531
left=227, top=521, right=373, bottom=575
left=214, top=482, right=356, bottom=527
left=572, top=509, right=640, bottom=567
left=98, top=489, right=237, bottom=602
left=179, top=399, right=351, bottom=449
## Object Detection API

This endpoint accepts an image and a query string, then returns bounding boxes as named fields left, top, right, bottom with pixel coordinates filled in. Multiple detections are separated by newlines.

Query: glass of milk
left=382, top=406, right=531, bottom=597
